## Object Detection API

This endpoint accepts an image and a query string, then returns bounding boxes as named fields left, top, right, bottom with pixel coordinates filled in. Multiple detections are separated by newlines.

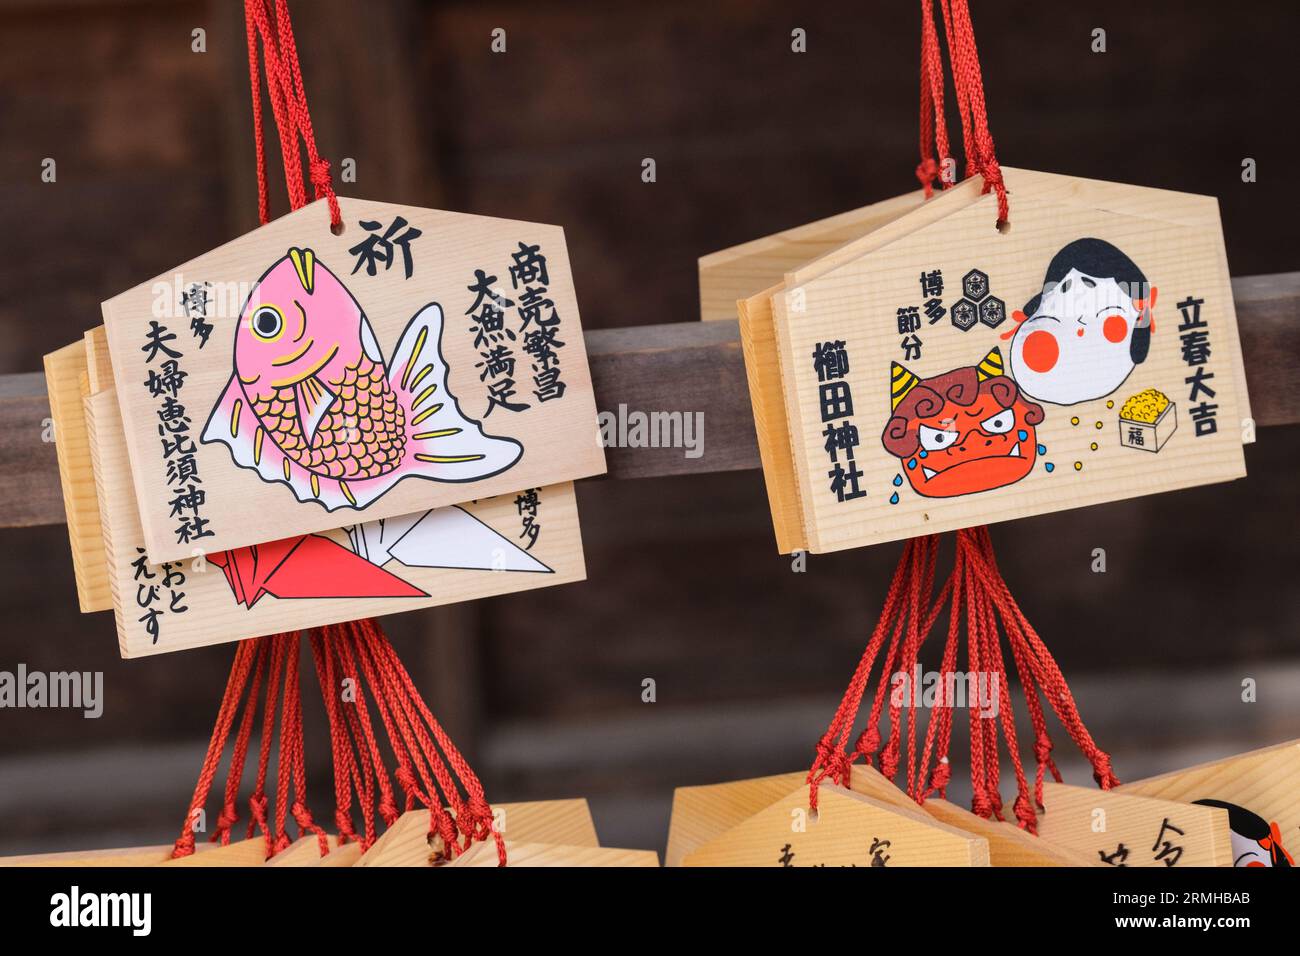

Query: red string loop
left=917, top=0, right=1009, bottom=226
left=244, top=0, right=342, bottom=229
left=173, top=622, right=504, bottom=865
left=809, top=528, right=1116, bottom=827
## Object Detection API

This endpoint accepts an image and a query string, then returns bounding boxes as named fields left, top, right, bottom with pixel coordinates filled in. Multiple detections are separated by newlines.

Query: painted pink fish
left=201, top=247, right=521, bottom=511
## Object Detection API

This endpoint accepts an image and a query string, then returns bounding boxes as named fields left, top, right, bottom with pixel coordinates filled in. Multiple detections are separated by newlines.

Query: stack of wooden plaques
left=698, top=167, right=1251, bottom=555
left=45, top=325, right=589, bottom=658
left=47, top=198, right=607, bottom=658
left=0, top=799, right=660, bottom=868
left=665, top=740, right=1299, bottom=867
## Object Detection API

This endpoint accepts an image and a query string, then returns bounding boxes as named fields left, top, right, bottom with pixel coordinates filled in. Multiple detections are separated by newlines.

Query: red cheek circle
left=1022, top=329, right=1059, bottom=373
left=1103, top=314, right=1128, bottom=343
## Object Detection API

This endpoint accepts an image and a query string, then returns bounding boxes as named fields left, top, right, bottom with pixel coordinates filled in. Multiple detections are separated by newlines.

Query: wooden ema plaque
left=100, top=198, right=605, bottom=565
left=713, top=169, right=1251, bottom=553
left=86, top=387, right=583, bottom=657
left=667, top=766, right=1102, bottom=868
left=1117, top=738, right=1300, bottom=868
left=0, top=798, right=660, bottom=867
left=682, top=783, right=989, bottom=867
left=1037, top=783, right=1233, bottom=868
left=44, top=340, right=111, bottom=613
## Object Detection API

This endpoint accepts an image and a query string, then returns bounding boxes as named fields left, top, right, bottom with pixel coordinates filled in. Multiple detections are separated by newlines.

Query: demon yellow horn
left=288, top=247, right=315, bottom=294
left=976, top=346, right=1003, bottom=382
left=890, top=361, right=919, bottom=410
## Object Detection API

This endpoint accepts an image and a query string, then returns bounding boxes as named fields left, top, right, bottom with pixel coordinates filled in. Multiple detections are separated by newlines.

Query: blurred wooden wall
left=0, top=0, right=1297, bottom=854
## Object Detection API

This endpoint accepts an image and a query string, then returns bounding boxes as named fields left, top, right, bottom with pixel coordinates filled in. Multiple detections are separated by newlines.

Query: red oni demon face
left=882, top=348, right=1045, bottom=499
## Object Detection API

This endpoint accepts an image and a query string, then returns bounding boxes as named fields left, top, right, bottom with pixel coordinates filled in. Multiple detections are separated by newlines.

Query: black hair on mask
left=1194, top=799, right=1293, bottom=867
left=1021, top=238, right=1152, bottom=365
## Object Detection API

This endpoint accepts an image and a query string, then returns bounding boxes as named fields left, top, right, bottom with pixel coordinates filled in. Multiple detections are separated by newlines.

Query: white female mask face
left=1008, top=269, right=1142, bottom=406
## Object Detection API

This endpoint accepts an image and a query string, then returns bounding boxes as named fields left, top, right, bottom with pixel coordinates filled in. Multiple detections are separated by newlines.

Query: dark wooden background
left=0, top=0, right=1297, bottom=855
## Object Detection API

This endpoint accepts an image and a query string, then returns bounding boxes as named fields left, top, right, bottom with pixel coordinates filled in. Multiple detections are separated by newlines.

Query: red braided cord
left=358, top=620, right=504, bottom=864
left=983, top=530, right=1062, bottom=813
left=244, top=9, right=270, bottom=225
left=918, top=539, right=962, bottom=801
left=246, top=0, right=304, bottom=215
left=965, top=530, right=1119, bottom=789
left=278, top=632, right=330, bottom=857
left=308, top=627, right=363, bottom=847
left=170, top=639, right=258, bottom=858
left=329, top=628, right=402, bottom=832
left=214, top=637, right=269, bottom=844
left=244, top=0, right=341, bottom=227
left=937, top=0, right=1008, bottom=223
left=339, top=621, right=429, bottom=815
left=808, top=538, right=915, bottom=811
left=813, top=524, right=1115, bottom=829
left=916, top=0, right=951, bottom=194
left=884, top=539, right=926, bottom=796
left=861, top=536, right=951, bottom=790
left=357, top=628, right=462, bottom=853
left=246, top=631, right=287, bottom=851
left=917, top=0, right=1009, bottom=225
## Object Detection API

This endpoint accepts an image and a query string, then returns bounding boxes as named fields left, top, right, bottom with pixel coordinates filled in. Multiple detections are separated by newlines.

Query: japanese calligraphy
left=141, top=322, right=212, bottom=550
left=349, top=216, right=422, bottom=279
left=180, top=281, right=214, bottom=348
left=466, top=267, right=526, bottom=415
left=511, top=241, right=567, bottom=404
left=813, top=339, right=866, bottom=503
left=1176, top=296, right=1217, bottom=436
left=466, top=240, right=569, bottom=417
left=131, top=548, right=188, bottom=645
left=515, top=487, right=541, bottom=550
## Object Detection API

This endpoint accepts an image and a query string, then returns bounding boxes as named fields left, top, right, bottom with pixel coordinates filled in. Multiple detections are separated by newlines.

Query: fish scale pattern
left=250, top=354, right=407, bottom=479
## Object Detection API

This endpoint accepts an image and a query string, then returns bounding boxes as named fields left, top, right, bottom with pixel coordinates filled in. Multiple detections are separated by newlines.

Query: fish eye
left=250, top=305, right=284, bottom=341
left=918, top=424, right=959, bottom=451
left=980, top=409, right=1016, bottom=434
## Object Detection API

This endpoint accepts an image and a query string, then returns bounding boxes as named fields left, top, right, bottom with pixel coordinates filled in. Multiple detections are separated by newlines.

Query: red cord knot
left=248, top=793, right=269, bottom=831
left=290, top=801, right=318, bottom=834
left=827, top=750, right=853, bottom=787
left=170, top=832, right=196, bottom=859
left=928, top=756, right=952, bottom=792
left=335, top=810, right=359, bottom=844
left=215, top=801, right=239, bottom=833
left=860, top=726, right=882, bottom=758
left=466, top=796, right=496, bottom=838
left=970, top=793, right=995, bottom=819
left=915, top=157, right=940, bottom=198
left=1092, top=751, right=1120, bottom=790
left=1012, top=792, right=1037, bottom=833
left=378, top=794, right=400, bottom=826
left=879, top=742, right=900, bottom=782
left=1034, top=735, right=1054, bottom=766
left=988, top=791, right=1005, bottom=821
left=308, top=159, right=343, bottom=229
left=308, top=158, right=332, bottom=189
left=395, top=765, right=416, bottom=793
left=977, top=157, right=1009, bottom=226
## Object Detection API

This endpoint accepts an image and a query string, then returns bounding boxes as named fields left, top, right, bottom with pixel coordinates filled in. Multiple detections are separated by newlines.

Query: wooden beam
left=1, top=272, right=1296, bottom=529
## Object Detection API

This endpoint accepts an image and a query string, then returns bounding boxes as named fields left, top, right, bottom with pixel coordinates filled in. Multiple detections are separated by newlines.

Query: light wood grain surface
left=87, top=387, right=585, bottom=657
left=743, top=169, right=1250, bottom=553
left=101, top=197, right=605, bottom=563
left=1038, top=782, right=1232, bottom=867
